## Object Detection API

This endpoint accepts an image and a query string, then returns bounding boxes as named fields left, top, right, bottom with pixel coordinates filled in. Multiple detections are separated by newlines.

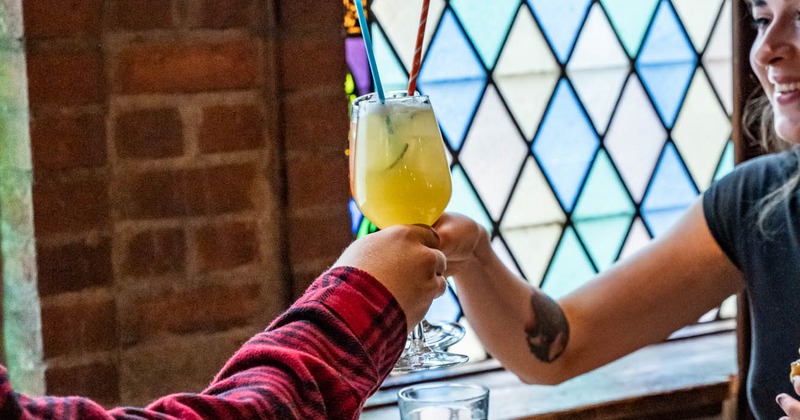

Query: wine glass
left=350, top=90, right=468, bottom=371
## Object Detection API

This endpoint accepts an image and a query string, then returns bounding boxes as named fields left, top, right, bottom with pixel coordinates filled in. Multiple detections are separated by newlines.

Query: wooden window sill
left=361, top=329, right=737, bottom=419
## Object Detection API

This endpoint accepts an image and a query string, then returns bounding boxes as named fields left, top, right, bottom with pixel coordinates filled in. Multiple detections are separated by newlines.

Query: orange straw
left=407, top=0, right=430, bottom=96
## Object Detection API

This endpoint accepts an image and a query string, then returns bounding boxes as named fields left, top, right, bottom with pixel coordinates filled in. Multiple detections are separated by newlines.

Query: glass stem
left=412, top=322, right=425, bottom=342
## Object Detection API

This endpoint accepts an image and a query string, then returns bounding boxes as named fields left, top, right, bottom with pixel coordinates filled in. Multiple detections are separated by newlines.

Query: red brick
left=114, top=39, right=262, bottom=94
left=33, top=176, right=109, bottom=236
left=279, top=0, right=344, bottom=33
left=286, top=154, right=349, bottom=211
left=23, top=0, right=103, bottom=39
left=26, top=49, right=104, bottom=107
left=120, top=164, right=258, bottom=220
left=191, top=0, right=256, bottom=29
left=108, top=0, right=174, bottom=31
left=45, top=362, right=119, bottom=405
left=280, top=34, right=345, bottom=92
left=199, top=104, right=264, bottom=153
left=288, top=211, right=352, bottom=263
left=120, top=282, right=261, bottom=345
left=30, top=112, right=107, bottom=170
left=37, top=238, right=113, bottom=296
left=124, top=228, right=186, bottom=277
left=41, top=296, right=117, bottom=358
left=120, top=332, right=250, bottom=405
left=115, top=108, right=184, bottom=159
left=195, top=221, right=259, bottom=272
left=283, top=92, right=349, bottom=152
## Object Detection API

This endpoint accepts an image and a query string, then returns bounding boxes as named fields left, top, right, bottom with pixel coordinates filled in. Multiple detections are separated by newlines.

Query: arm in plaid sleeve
left=0, top=266, right=407, bottom=420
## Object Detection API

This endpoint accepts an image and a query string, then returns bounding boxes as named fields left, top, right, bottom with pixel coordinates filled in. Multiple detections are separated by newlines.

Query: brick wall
left=20, top=0, right=352, bottom=406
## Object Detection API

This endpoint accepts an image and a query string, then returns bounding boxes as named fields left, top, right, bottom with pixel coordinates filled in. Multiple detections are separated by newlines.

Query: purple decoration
left=346, top=37, right=372, bottom=96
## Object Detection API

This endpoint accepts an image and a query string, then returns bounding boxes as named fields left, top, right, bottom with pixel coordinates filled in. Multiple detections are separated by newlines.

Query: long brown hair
left=743, top=90, right=800, bottom=234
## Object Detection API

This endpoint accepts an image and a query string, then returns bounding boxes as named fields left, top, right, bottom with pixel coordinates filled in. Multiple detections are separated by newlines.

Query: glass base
left=422, top=320, right=465, bottom=350
left=393, top=341, right=469, bottom=373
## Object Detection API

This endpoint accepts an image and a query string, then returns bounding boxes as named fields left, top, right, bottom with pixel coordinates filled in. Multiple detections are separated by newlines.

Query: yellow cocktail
left=351, top=93, right=451, bottom=229
left=350, top=91, right=466, bottom=372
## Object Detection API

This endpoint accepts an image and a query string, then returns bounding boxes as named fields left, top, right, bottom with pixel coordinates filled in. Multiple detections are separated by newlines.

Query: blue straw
left=354, top=0, right=386, bottom=103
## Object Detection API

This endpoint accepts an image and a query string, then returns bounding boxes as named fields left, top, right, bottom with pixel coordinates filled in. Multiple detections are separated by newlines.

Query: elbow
left=506, top=359, right=575, bottom=386
left=514, top=370, right=571, bottom=386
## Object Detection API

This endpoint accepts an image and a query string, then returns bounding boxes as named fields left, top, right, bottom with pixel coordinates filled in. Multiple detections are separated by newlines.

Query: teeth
left=775, top=82, right=800, bottom=94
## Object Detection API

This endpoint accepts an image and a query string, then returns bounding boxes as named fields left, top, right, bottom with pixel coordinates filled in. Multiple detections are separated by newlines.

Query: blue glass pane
left=636, top=0, right=696, bottom=128
left=527, top=0, right=592, bottom=63
left=533, top=79, right=600, bottom=212
left=642, top=142, right=698, bottom=235
left=638, top=1, right=695, bottom=65
left=421, top=80, right=486, bottom=151
left=446, top=164, right=494, bottom=234
left=418, top=10, right=486, bottom=83
left=426, top=285, right=461, bottom=323
left=418, top=9, right=487, bottom=150
left=541, top=227, right=596, bottom=299
left=451, top=0, right=519, bottom=69
left=600, top=0, right=659, bottom=57
left=349, top=198, right=363, bottom=234
left=638, top=62, right=695, bottom=128
left=346, top=37, right=372, bottom=96
left=372, top=23, right=410, bottom=93
left=575, top=215, right=632, bottom=271
left=573, top=149, right=635, bottom=219
left=714, top=140, right=735, bottom=182
left=643, top=207, right=687, bottom=237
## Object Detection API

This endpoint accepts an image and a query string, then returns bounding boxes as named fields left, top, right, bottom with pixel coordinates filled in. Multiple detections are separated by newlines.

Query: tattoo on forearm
left=524, top=290, right=570, bottom=363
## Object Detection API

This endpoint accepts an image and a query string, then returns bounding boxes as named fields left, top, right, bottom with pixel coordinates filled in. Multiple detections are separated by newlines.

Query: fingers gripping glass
left=349, top=91, right=468, bottom=372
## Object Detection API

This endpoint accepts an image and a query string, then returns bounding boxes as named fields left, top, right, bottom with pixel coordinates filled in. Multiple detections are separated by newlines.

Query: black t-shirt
left=703, top=148, right=800, bottom=419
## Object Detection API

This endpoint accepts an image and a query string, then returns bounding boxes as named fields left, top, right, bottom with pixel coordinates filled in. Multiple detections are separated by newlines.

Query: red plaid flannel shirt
left=0, top=266, right=407, bottom=419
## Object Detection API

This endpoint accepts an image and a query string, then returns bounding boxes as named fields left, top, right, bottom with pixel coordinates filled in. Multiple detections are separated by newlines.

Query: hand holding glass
left=350, top=91, right=468, bottom=371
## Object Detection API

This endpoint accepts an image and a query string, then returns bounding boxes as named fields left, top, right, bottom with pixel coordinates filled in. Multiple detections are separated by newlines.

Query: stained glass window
left=344, top=0, right=735, bottom=363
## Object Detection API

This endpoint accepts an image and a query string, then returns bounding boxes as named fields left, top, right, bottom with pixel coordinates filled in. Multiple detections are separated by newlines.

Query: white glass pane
left=495, top=6, right=557, bottom=75
left=371, top=0, right=445, bottom=72
left=495, top=6, right=559, bottom=140
left=719, top=294, right=737, bottom=319
left=618, top=217, right=652, bottom=261
left=503, top=224, right=562, bottom=286
left=568, top=3, right=629, bottom=70
left=460, top=85, right=528, bottom=220
left=704, top=0, right=733, bottom=114
left=605, top=76, right=666, bottom=203
left=502, top=157, right=565, bottom=229
left=672, top=0, right=724, bottom=52
left=672, top=69, right=732, bottom=192
left=372, top=23, right=411, bottom=92
left=567, top=4, right=629, bottom=134
left=492, top=236, right=523, bottom=278
left=569, top=68, right=628, bottom=135
left=495, top=73, right=559, bottom=141
left=447, top=165, right=494, bottom=234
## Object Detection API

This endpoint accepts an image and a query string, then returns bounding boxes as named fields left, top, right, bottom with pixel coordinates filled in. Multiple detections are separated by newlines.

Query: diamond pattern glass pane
left=601, top=0, right=659, bottom=57
left=451, top=0, right=519, bottom=69
left=636, top=0, right=697, bottom=128
left=460, top=85, right=528, bottom=220
left=533, top=79, right=600, bottom=212
left=567, top=3, right=629, bottom=135
left=346, top=0, right=735, bottom=363
left=672, top=69, right=731, bottom=191
left=527, top=0, right=592, bottom=63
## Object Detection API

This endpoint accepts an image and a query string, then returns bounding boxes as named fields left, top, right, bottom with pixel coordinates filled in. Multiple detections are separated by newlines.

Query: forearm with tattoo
left=524, top=289, right=569, bottom=363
